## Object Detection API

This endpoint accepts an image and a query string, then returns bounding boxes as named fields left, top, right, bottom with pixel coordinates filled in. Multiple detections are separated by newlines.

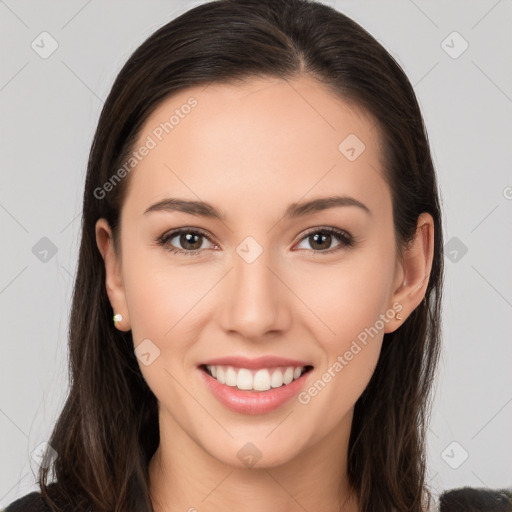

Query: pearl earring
left=395, top=313, right=402, bottom=321
left=113, top=313, right=123, bottom=325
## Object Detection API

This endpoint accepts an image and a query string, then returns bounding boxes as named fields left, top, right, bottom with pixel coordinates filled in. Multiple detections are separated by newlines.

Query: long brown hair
left=39, top=1, right=444, bottom=510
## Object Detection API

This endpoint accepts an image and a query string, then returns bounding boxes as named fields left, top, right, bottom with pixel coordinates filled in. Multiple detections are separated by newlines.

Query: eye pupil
left=181, top=232, right=202, bottom=250
left=310, top=232, right=331, bottom=251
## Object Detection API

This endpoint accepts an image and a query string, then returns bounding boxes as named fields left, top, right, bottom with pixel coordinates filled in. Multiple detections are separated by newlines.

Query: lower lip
left=198, top=368, right=312, bottom=415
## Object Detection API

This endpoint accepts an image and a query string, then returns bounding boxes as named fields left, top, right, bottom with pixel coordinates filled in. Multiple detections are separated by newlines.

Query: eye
left=157, top=228, right=217, bottom=256
left=157, top=226, right=355, bottom=257
left=294, top=227, right=354, bottom=254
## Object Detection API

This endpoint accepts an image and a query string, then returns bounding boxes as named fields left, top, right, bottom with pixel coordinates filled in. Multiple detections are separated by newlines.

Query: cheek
left=290, top=243, right=396, bottom=350
left=121, top=240, right=208, bottom=344
left=121, top=251, right=201, bottom=409
left=300, top=272, right=385, bottom=396
left=291, top=259, right=391, bottom=436
left=120, top=243, right=221, bottom=404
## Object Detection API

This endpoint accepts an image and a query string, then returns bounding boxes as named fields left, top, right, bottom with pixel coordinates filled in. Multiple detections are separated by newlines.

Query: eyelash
left=156, top=226, right=355, bottom=257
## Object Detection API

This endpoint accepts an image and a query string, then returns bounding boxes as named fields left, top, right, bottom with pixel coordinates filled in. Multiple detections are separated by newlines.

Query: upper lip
left=200, top=356, right=313, bottom=369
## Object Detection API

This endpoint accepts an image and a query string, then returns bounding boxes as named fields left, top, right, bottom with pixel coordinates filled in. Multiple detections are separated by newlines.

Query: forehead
left=123, top=75, right=389, bottom=220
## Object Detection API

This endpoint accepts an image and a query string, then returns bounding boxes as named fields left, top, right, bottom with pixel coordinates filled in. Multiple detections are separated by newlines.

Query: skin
left=96, top=75, right=434, bottom=512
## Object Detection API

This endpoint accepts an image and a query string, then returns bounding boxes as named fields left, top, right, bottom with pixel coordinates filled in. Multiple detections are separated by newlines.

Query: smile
left=203, top=364, right=312, bottom=391
left=198, top=357, right=314, bottom=415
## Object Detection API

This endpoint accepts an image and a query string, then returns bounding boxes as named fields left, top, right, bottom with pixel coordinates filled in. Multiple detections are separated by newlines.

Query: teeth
left=205, top=365, right=307, bottom=391
left=270, top=369, right=283, bottom=388
left=237, top=368, right=253, bottom=390
left=225, top=367, right=237, bottom=386
left=216, top=366, right=226, bottom=384
left=253, top=369, right=271, bottom=391
left=283, top=367, right=294, bottom=385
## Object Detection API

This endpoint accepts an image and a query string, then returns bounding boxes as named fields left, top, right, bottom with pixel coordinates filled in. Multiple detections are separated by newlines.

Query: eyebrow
left=143, top=195, right=371, bottom=220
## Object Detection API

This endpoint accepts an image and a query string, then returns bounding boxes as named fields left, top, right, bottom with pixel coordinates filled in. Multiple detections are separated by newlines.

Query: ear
left=385, top=212, right=435, bottom=333
left=95, top=218, right=131, bottom=332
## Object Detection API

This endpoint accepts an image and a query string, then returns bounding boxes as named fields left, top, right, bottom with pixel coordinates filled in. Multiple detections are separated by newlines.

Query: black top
left=3, top=486, right=512, bottom=511
left=2, top=485, right=81, bottom=512
left=3, top=492, right=50, bottom=512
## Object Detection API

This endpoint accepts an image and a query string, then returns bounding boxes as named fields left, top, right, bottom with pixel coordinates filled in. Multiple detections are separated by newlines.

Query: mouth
left=197, top=358, right=314, bottom=415
left=199, top=364, right=314, bottom=392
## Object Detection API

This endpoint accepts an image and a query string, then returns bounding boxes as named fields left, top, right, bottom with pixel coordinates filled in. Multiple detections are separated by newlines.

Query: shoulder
left=1, top=484, right=79, bottom=512
left=439, top=486, right=512, bottom=511
left=2, top=491, right=52, bottom=512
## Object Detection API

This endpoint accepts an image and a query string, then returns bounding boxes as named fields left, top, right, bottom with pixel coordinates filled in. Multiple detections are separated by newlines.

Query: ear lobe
left=95, top=218, right=131, bottom=331
left=385, top=212, right=435, bottom=332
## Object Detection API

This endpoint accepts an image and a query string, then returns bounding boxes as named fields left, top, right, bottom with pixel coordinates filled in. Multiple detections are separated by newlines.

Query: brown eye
left=176, top=232, right=203, bottom=251
left=158, top=229, right=215, bottom=256
left=295, top=228, right=354, bottom=253
left=308, top=232, right=333, bottom=251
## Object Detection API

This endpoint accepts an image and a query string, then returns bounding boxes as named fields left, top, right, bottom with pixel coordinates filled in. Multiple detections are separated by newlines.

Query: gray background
left=1, top=0, right=511, bottom=507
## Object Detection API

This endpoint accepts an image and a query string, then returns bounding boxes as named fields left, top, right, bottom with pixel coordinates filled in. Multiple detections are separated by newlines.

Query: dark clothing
left=3, top=492, right=51, bottom=512
left=3, top=485, right=512, bottom=511
left=2, top=485, right=82, bottom=512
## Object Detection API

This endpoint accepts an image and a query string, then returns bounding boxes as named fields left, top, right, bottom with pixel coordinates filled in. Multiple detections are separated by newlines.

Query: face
left=96, top=75, right=424, bottom=470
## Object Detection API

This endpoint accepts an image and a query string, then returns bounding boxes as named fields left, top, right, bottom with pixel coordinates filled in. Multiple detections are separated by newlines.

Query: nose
left=218, top=248, right=291, bottom=341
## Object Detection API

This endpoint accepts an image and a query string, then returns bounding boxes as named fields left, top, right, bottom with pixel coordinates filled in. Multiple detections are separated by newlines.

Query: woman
left=4, top=0, right=445, bottom=510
